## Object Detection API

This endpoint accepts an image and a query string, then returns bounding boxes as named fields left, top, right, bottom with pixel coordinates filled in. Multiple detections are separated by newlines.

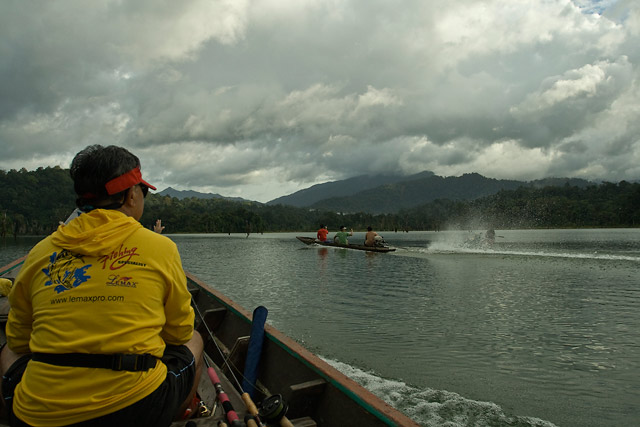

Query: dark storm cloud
left=1, top=0, right=638, bottom=202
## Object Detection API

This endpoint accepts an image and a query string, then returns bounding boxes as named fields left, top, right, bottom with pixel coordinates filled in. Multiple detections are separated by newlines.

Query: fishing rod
left=192, top=299, right=267, bottom=427
left=193, top=299, right=296, bottom=427
left=204, top=354, right=245, bottom=427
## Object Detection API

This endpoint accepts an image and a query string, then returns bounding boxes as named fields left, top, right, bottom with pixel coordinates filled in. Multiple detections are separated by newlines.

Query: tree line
left=1, top=166, right=639, bottom=237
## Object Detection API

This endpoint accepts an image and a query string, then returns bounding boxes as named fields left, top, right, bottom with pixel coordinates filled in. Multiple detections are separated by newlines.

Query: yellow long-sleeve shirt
left=6, top=209, right=194, bottom=426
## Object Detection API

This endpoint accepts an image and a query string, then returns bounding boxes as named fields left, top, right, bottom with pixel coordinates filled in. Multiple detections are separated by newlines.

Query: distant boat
left=296, top=236, right=396, bottom=253
left=0, top=256, right=415, bottom=426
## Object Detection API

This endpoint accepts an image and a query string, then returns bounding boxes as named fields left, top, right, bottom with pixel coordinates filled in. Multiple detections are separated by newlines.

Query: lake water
left=2, top=229, right=639, bottom=427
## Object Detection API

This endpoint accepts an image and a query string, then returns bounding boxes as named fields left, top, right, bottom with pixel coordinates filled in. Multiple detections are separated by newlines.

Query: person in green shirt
left=333, top=226, right=354, bottom=245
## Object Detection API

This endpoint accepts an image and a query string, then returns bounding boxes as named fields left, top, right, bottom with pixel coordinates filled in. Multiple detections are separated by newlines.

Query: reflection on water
left=2, top=229, right=639, bottom=427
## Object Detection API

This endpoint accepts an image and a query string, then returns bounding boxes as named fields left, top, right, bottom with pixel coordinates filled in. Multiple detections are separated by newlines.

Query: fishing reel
left=258, top=394, right=289, bottom=425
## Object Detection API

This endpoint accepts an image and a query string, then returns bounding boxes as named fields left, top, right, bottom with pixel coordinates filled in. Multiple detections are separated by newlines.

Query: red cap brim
left=105, top=167, right=156, bottom=195
left=140, top=179, right=157, bottom=191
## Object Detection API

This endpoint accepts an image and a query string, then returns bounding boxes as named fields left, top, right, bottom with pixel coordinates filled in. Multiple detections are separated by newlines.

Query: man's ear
left=123, top=187, right=136, bottom=207
left=118, top=187, right=138, bottom=214
left=115, top=187, right=143, bottom=219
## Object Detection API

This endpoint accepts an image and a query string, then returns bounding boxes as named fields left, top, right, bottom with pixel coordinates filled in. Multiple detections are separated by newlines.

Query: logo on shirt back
left=42, top=250, right=92, bottom=294
left=106, top=274, right=138, bottom=288
left=98, top=244, right=145, bottom=270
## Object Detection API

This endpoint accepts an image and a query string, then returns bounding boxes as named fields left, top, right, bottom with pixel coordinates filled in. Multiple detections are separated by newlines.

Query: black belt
left=32, top=352, right=158, bottom=372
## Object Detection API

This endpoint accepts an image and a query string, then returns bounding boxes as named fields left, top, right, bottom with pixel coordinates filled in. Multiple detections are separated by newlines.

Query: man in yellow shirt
left=0, top=145, right=203, bottom=426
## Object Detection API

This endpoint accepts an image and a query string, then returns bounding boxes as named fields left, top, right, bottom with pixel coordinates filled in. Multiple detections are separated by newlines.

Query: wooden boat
left=295, top=236, right=396, bottom=253
left=0, top=257, right=417, bottom=427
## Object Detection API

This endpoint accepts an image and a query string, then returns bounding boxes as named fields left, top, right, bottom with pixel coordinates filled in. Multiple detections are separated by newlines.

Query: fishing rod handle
left=241, top=394, right=267, bottom=426
left=208, top=366, right=222, bottom=384
left=208, top=367, right=241, bottom=423
left=280, top=417, right=294, bottom=427
left=244, top=414, right=261, bottom=427
left=241, top=393, right=266, bottom=427
left=241, top=392, right=260, bottom=416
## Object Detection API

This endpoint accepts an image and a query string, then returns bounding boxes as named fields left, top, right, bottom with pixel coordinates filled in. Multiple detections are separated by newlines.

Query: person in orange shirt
left=316, top=224, right=329, bottom=242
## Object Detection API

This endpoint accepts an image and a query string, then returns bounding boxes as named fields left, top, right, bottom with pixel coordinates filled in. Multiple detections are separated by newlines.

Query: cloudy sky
left=1, top=0, right=639, bottom=202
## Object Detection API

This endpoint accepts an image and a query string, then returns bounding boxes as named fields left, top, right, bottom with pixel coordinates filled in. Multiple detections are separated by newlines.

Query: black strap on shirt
left=31, top=352, right=157, bottom=371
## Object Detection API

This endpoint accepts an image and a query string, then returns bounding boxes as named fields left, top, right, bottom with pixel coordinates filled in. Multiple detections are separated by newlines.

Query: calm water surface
left=2, top=229, right=639, bottom=427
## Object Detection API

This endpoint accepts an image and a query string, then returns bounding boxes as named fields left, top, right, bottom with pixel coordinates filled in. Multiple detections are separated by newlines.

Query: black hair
left=70, top=145, right=140, bottom=210
left=367, top=226, right=372, bottom=231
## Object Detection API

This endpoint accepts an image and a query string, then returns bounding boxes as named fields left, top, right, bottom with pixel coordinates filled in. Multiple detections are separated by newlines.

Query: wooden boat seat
left=284, top=378, right=327, bottom=423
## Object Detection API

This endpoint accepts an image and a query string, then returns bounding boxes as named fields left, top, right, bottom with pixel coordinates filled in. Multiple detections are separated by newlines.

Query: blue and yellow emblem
left=42, top=250, right=92, bottom=294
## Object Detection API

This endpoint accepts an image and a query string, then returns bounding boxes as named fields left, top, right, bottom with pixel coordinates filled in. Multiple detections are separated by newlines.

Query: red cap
left=104, top=167, right=156, bottom=195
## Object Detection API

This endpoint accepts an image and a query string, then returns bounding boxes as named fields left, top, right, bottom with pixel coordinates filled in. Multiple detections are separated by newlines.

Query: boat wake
left=324, top=358, right=557, bottom=427
left=398, top=242, right=640, bottom=262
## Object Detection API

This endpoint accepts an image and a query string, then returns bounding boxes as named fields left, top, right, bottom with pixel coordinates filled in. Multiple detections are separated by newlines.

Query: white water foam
left=324, top=358, right=558, bottom=427
left=400, top=240, right=640, bottom=262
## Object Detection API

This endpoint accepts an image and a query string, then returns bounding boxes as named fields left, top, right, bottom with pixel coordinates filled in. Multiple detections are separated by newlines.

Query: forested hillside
left=266, top=171, right=593, bottom=213
left=267, top=172, right=432, bottom=207
left=308, top=173, right=595, bottom=213
left=398, top=182, right=640, bottom=230
left=1, top=167, right=638, bottom=236
left=310, top=173, right=525, bottom=213
left=0, top=167, right=76, bottom=235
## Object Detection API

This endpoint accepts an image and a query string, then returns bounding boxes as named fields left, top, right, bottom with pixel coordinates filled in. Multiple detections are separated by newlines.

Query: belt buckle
left=113, top=354, right=139, bottom=371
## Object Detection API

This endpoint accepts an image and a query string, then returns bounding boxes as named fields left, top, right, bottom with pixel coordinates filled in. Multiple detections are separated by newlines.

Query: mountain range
left=160, top=172, right=594, bottom=214
left=157, top=187, right=249, bottom=202
left=267, top=171, right=593, bottom=214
